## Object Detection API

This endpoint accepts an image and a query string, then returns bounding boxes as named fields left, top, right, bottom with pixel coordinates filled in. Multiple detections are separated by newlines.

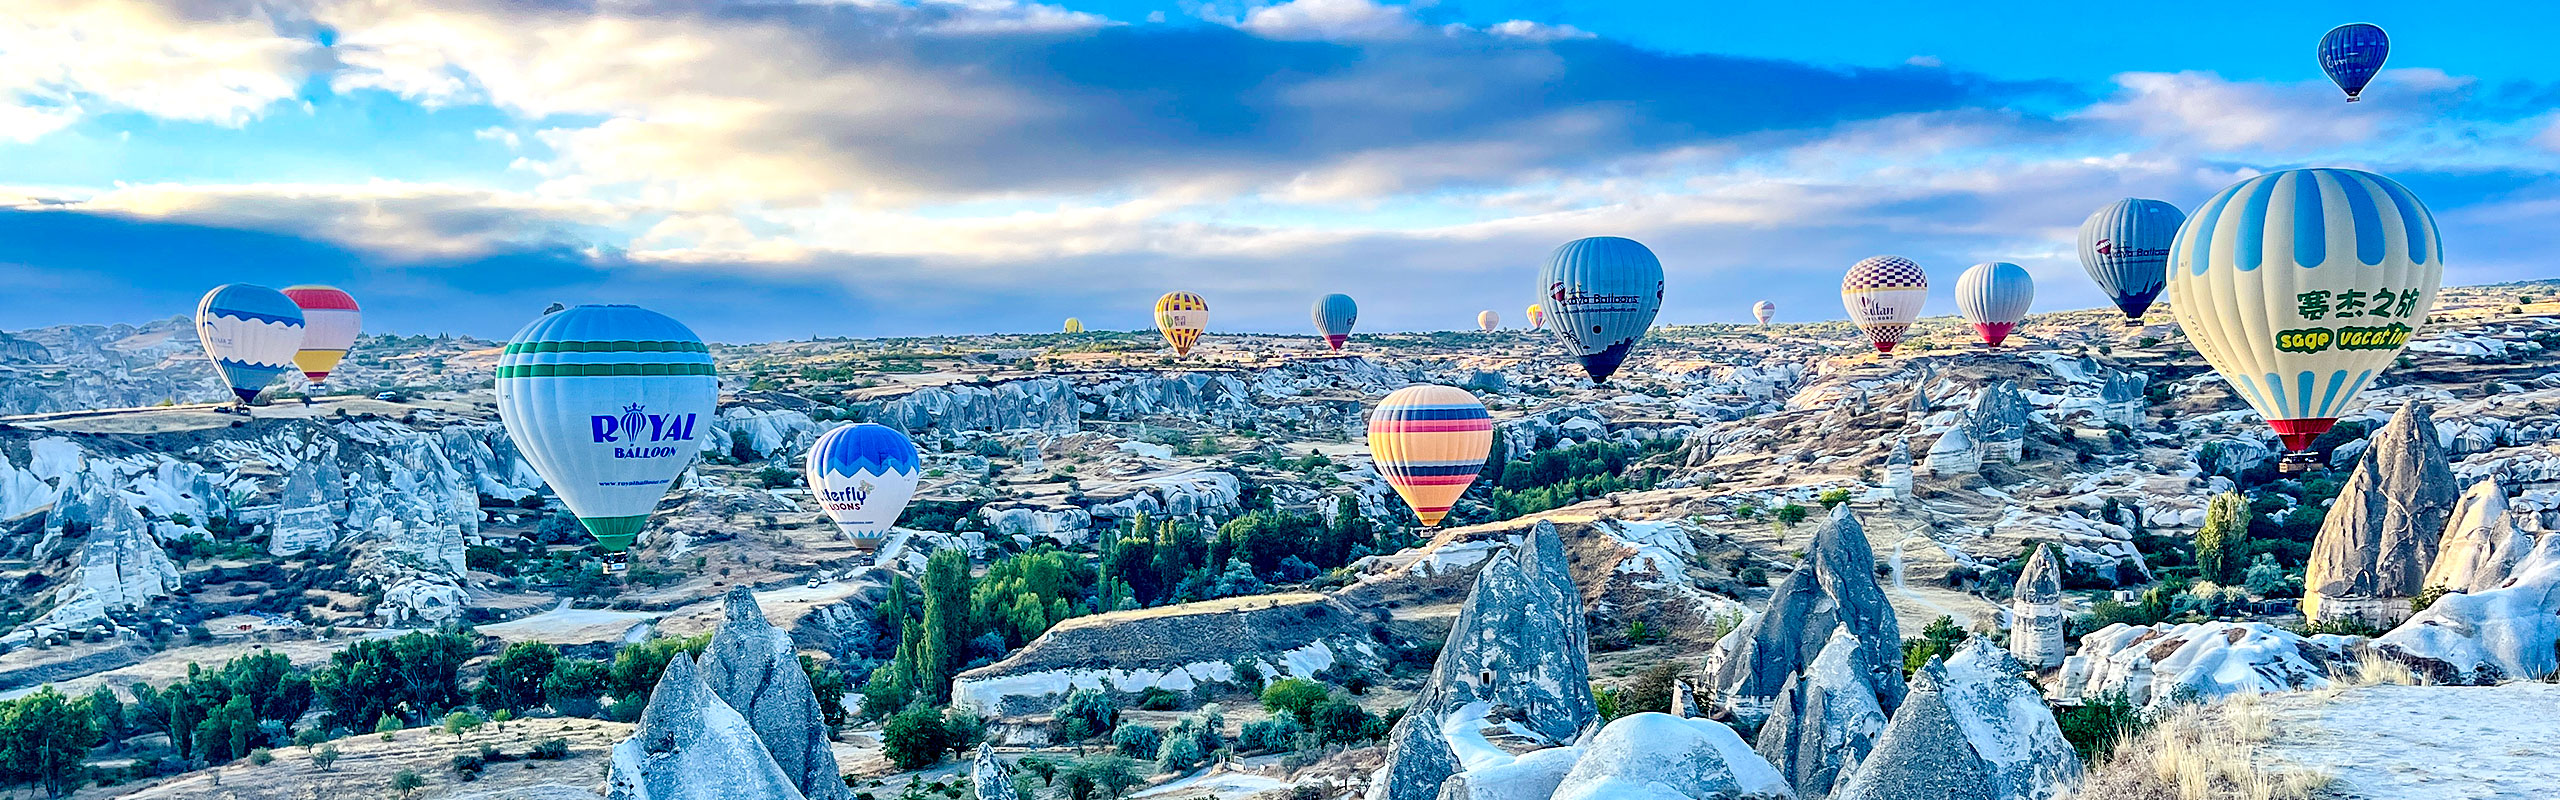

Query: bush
left=882, top=707, right=952, bottom=770
left=1050, top=689, right=1119, bottom=742
left=392, top=768, right=427, bottom=796
left=1112, top=724, right=1164, bottom=758
left=530, top=738, right=572, bottom=760
left=1259, top=678, right=1329, bottom=722
left=1134, top=687, right=1181, bottom=711
left=1900, top=615, right=1968, bottom=676
left=2054, top=693, right=2145, bottom=760
left=449, top=753, right=486, bottom=779
left=249, top=748, right=274, bottom=766
left=1238, top=717, right=1304, bottom=753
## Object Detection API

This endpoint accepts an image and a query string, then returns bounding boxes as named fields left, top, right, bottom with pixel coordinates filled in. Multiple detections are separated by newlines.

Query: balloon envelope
left=495, top=304, right=719, bottom=556
left=281, top=285, right=361, bottom=385
left=1063, top=318, right=1083, bottom=333
left=1539, top=236, right=1665, bottom=383
left=1955, top=262, right=2035, bottom=347
left=805, top=423, right=921, bottom=551
left=1367, top=385, right=1492, bottom=527
left=1752, top=300, right=1775, bottom=325
left=196, top=284, right=305, bottom=403
left=2078, top=199, right=2184, bottom=323
left=1524, top=304, right=1546, bottom=330
left=1312, top=293, right=1358, bottom=351
left=1842, top=256, right=1928, bottom=353
left=1155, top=292, right=1208, bottom=356
left=2319, top=23, right=2388, bottom=101
left=1477, top=310, right=1500, bottom=332
left=2167, top=167, right=2441, bottom=456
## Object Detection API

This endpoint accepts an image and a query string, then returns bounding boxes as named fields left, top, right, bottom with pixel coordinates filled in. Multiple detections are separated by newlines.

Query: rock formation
left=267, top=456, right=342, bottom=556
left=1550, top=713, right=1794, bottom=800
left=1672, top=678, right=1703, bottom=719
left=698, top=589, right=852, bottom=800
left=2377, top=533, right=2560, bottom=684
left=2008, top=544, right=2063, bottom=670
left=1365, top=520, right=1597, bottom=800
left=607, top=655, right=808, bottom=800
left=954, top=594, right=1384, bottom=717
left=1707, top=506, right=1902, bottom=725
left=2305, top=402, right=2459, bottom=627
left=2096, top=369, right=2146, bottom=428
left=6, top=472, right=181, bottom=646
left=2056, top=621, right=2353, bottom=711
left=1753, top=627, right=1887, bottom=799
left=2423, top=479, right=2530, bottom=594
left=1965, top=380, right=2031, bottom=463
left=1881, top=439, right=1913, bottom=499
left=1833, top=640, right=2079, bottom=800
left=969, top=743, right=1014, bottom=800
left=1926, top=427, right=1979, bottom=478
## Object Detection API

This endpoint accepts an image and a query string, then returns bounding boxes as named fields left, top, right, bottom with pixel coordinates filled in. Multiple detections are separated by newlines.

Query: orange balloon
left=1368, top=385, right=1493, bottom=527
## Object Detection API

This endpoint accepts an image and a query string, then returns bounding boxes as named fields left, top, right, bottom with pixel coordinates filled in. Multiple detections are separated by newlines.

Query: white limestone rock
left=2377, top=533, right=2560, bottom=684
left=1753, top=627, right=1886, bottom=800
left=1550, top=713, right=1793, bottom=800
left=2056, top=621, right=2352, bottom=711
left=1833, top=640, right=2078, bottom=800
left=2306, top=402, right=2459, bottom=628
left=2423, top=479, right=2530, bottom=594
left=607, top=655, right=807, bottom=800
left=699, top=588, right=852, bottom=800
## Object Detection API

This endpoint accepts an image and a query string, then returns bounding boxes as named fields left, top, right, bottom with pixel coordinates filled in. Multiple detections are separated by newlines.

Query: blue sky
left=3, top=1, right=2555, bottom=342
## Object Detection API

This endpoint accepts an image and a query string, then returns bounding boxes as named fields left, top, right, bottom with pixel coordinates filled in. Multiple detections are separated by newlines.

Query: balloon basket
left=2123, top=320, right=2143, bottom=329
left=2277, top=452, right=2320, bottom=474
left=600, top=552, right=629, bottom=575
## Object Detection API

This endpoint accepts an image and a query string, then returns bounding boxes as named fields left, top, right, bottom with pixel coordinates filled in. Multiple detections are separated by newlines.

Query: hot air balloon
left=1313, top=293, right=1358, bottom=351
left=1155, top=292, right=1208, bottom=356
left=1842, top=256, right=1928, bottom=353
left=2319, top=23, right=2388, bottom=102
left=1477, top=310, right=1500, bottom=332
left=280, top=285, right=360, bottom=387
left=805, top=423, right=921, bottom=552
left=1752, top=300, right=1776, bottom=325
left=2168, top=167, right=2441, bottom=473
left=196, top=284, right=306, bottom=404
left=1367, top=385, right=1492, bottom=527
left=1524, top=304, right=1546, bottom=330
left=1063, top=318, right=1083, bottom=333
left=495, top=304, right=719, bottom=571
left=1539, top=236, right=1664, bottom=383
left=1956, top=262, right=2035, bottom=347
left=2078, top=199, right=2185, bottom=325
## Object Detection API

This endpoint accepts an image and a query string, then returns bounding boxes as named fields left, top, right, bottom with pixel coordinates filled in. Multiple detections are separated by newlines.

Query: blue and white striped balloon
left=2077, top=199, right=2184, bottom=324
left=2167, top=167, right=2441, bottom=458
left=195, top=284, right=306, bottom=403
left=805, top=423, right=922, bottom=551
left=1955, top=262, right=2034, bottom=347
left=1312, top=293, right=1358, bottom=351
left=1538, top=236, right=1664, bottom=383
left=495, top=304, right=719, bottom=560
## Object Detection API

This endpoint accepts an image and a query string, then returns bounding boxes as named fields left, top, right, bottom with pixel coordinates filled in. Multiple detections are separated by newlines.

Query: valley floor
left=2260, top=683, right=2560, bottom=800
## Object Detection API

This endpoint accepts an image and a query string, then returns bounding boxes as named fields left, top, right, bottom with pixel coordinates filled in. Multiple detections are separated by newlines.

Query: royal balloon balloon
left=196, top=284, right=306, bottom=404
left=1477, top=310, right=1500, bottom=332
left=1155, top=292, right=1208, bottom=356
left=494, top=304, right=719, bottom=569
left=2168, top=167, right=2441, bottom=472
left=1313, top=293, right=1358, bottom=351
left=1539, top=236, right=1664, bottom=383
left=2078, top=199, right=2185, bottom=325
left=1524, top=304, right=1546, bottom=330
left=281, top=285, right=361, bottom=386
left=1842, top=256, right=1928, bottom=353
left=2319, top=23, right=2389, bottom=102
left=1752, top=300, right=1776, bottom=326
left=805, top=423, right=922, bottom=552
left=1367, top=385, right=1492, bottom=527
left=1955, top=262, right=2035, bottom=347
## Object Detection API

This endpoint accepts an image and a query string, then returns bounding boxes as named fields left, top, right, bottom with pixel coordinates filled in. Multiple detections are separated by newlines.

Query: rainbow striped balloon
left=1367, top=385, right=1493, bottom=527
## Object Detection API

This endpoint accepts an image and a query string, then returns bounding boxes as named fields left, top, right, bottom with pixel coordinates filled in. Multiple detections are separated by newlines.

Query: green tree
left=73, top=685, right=126, bottom=746
left=608, top=634, right=713, bottom=702
left=481, top=641, right=560, bottom=712
left=918, top=549, right=973, bottom=703
left=881, top=706, right=952, bottom=770
left=1069, top=755, right=1146, bottom=799
left=0, top=687, right=103, bottom=797
left=2196, top=491, right=2248, bottom=585
left=801, top=656, right=850, bottom=730
left=1816, top=488, right=1853, bottom=509
left=1773, top=504, right=1811, bottom=528
left=442, top=710, right=483, bottom=739
left=1900, top=615, right=1970, bottom=676
left=310, top=630, right=476, bottom=731
left=544, top=658, right=614, bottom=718
left=1258, top=679, right=1329, bottom=723
left=392, top=768, right=427, bottom=797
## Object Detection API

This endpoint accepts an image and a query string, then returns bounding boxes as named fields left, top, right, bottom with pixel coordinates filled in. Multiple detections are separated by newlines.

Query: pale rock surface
left=2423, top=479, right=2530, bottom=594
left=608, top=654, right=808, bottom=800
left=2376, top=533, right=2560, bottom=684
left=970, top=743, right=1013, bottom=800
left=1706, top=506, right=1902, bottom=725
left=10, top=479, right=180, bottom=642
left=1752, top=627, right=1886, bottom=800
left=2007, top=544, right=2063, bottom=669
left=2305, top=402, right=2458, bottom=627
left=1832, top=640, right=2078, bottom=800
left=698, top=588, right=852, bottom=800
left=1926, top=427, right=1979, bottom=478
left=2056, top=621, right=2352, bottom=711
left=1549, top=713, right=1793, bottom=800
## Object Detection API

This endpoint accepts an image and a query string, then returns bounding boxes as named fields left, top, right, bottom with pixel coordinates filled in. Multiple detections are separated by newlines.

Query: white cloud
left=25, top=180, right=623, bottom=259
left=0, top=0, right=315, bottom=136
left=1238, top=0, right=1419, bottom=41
left=2079, top=71, right=2381, bottom=152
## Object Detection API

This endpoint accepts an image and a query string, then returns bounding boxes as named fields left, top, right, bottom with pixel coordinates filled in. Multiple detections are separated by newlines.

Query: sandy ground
left=84, top=716, right=630, bottom=800
left=2258, top=683, right=2560, bottom=800
left=473, top=601, right=658, bottom=647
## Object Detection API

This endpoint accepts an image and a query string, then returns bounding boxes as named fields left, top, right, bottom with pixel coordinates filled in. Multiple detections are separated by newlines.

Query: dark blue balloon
left=2319, top=23, right=2388, bottom=101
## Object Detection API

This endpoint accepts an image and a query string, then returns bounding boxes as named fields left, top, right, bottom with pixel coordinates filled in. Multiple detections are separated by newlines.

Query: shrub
left=1050, top=689, right=1119, bottom=742
left=530, top=738, right=572, bottom=760
left=311, top=744, right=340, bottom=771
left=882, top=707, right=952, bottom=770
left=1900, top=615, right=1968, bottom=676
left=1111, top=724, right=1164, bottom=758
left=248, top=748, right=274, bottom=766
left=391, top=769, right=427, bottom=796
left=1739, top=566, right=1768, bottom=587
left=1259, top=678, right=1329, bottom=722
left=449, top=753, right=486, bottom=779
left=2054, top=692, right=2144, bottom=760
left=1238, top=717, right=1304, bottom=752
left=1134, top=687, right=1181, bottom=711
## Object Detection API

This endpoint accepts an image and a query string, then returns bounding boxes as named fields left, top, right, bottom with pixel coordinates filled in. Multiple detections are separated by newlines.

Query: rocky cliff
left=1832, top=639, right=2078, bottom=800
left=698, top=588, right=851, bottom=800
left=1707, top=506, right=1903, bottom=725
left=1753, top=627, right=1887, bottom=800
left=607, top=654, right=809, bottom=800
left=952, top=593, right=1384, bottom=717
left=2377, top=533, right=2559, bottom=684
left=2305, top=402, right=2459, bottom=627
left=2423, top=478, right=2530, bottom=594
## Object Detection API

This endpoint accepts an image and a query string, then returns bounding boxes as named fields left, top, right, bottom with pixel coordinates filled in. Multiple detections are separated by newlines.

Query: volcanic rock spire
left=2305, top=402, right=2458, bottom=627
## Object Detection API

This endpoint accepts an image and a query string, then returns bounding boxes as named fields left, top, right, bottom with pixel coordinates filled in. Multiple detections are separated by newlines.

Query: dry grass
left=2068, top=695, right=2333, bottom=800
